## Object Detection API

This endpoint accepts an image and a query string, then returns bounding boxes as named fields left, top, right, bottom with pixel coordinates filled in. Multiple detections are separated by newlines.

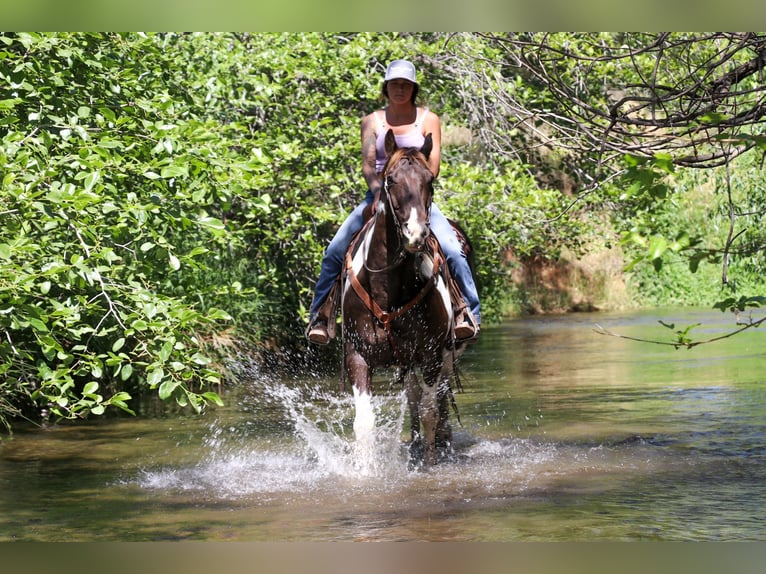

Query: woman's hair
left=381, top=81, right=419, bottom=105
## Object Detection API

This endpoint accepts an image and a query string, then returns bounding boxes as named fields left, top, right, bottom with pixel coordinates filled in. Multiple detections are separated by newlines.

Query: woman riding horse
left=307, top=59, right=480, bottom=345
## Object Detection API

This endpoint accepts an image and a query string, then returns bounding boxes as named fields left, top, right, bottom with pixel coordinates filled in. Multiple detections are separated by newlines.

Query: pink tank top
left=375, top=108, right=425, bottom=173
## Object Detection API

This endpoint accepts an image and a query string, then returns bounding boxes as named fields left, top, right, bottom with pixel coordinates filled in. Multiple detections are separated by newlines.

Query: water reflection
left=1, top=308, right=765, bottom=540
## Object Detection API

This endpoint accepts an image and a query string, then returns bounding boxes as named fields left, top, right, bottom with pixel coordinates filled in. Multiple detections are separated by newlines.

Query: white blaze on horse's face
left=402, top=206, right=429, bottom=252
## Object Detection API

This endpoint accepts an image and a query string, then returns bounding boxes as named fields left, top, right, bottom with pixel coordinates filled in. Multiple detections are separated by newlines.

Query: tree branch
left=594, top=315, right=766, bottom=349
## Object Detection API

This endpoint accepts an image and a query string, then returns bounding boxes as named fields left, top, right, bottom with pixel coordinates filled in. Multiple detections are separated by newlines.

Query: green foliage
left=438, top=161, right=582, bottom=320
left=0, top=33, right=236, bottom=425
left=4, top=32, right=763, bottom=430
left=1, top=32, right=551, bottom=428
left=657, top=320, right=702, bottom=348
left=613, top=149, right=766, bottom=309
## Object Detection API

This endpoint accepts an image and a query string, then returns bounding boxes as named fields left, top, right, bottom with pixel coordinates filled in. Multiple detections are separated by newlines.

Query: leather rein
left=344, top=163, right=444, bottom=345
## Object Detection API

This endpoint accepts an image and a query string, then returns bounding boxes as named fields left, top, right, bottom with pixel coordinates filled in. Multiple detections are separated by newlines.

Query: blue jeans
left=310, top=191, right=481, bottom=324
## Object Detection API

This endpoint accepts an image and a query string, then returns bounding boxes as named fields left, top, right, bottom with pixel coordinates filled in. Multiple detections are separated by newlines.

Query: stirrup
left=306, top=278, right=340, bottom=346
left=306, top=319, right=330, bottom=345
left=454, top=310, right=480, bottom=341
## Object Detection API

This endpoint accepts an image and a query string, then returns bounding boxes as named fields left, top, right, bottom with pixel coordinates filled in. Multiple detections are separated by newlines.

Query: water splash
left=270, top=380, right=411, bottom=479
left=133, top=377, right=415, bottom=499
left=131, top=371, right=571, bottom=503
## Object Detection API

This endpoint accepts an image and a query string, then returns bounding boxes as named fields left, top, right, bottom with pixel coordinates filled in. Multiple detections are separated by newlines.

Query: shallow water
left=1, top=307, right=765, bottom=541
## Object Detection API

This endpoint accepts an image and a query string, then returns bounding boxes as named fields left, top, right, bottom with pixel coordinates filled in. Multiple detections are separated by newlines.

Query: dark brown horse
left=341, top=129, right=463, bottom=467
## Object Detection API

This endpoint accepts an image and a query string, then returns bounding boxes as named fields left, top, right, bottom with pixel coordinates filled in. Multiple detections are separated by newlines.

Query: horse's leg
left=347, top=348, right=375, bottom=470
left=436, top=376, right=453, bottom=450
left=401, top=368, right=423, bottom=462
left=418, top=361, right=443, bottom=466
left=402, top=368, right=421, bottom=442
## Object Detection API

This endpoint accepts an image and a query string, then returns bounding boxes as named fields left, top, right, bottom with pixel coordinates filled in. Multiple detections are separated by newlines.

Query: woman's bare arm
left=361, top=113, right=382, bottom=195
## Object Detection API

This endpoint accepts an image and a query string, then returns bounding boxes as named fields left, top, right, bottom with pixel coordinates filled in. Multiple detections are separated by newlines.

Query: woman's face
left=387, top=79, right=415, bottom=104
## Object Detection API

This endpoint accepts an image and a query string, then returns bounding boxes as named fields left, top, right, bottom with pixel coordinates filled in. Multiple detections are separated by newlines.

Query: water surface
left=1, top=308, right=764, bottom=541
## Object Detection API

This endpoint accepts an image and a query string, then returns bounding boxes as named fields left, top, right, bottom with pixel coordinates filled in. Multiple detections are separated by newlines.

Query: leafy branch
left=595, top=298, right=766, bottom=349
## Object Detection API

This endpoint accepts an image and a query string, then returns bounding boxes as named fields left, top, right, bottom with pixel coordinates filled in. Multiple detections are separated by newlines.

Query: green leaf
left=147, top=367, right=164, bottom=387
left=158, top=340, right=174, bottom=363
left=198, top=216, right=225, bottom=236
left=206, top=308, right=232, bottom=321
left=158, top=379, right=180, bottom=400
left=29, top=318, right=48, bottom=332
left=112, top=337, right=125, bottom=352
left=160, top=165, right=188, bottom=179
left=201, top=392, right=224, bottom=407
left=648, top=236, right=668, bottom=260
left=699, top=111, right=727, bottom=125
left=83, top=381, right=99, bottom=395
left=98, top=107, right=116, bottom=122
left=0, top=98, right=21, bottom=110
left=83, top=171, right=100, bottom=192
left=651, top=153, right=675, bottom=174
left=120, top=363, right=133, bottom=381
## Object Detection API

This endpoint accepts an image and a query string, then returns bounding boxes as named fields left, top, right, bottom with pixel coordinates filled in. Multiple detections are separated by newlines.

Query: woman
left=307, top=59, right=480, bottom=344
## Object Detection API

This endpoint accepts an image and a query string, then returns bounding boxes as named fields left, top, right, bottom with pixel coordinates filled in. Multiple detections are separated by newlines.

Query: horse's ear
left=384, top=129, right=398, bottom=157
left=421, top=133, right=433, bottom=160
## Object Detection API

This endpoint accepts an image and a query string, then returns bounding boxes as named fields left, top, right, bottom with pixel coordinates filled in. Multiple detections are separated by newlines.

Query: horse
left=341, top=129, right=466, bottom=467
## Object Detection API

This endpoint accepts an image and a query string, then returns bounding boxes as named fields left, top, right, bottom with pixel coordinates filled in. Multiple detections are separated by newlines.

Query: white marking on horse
left=419, top=253, right=453, bottom=325
left=352, top=386, right=377, bottom=474
left=403, top=206, right=426, bottom=249
left=344, top=222, right=374, bottom=302
left=353, top=386, right=376, bottom=438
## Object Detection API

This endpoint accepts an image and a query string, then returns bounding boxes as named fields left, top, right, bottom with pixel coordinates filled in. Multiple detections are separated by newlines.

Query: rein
left=344, top=150, right=443, bottom=358
left=361, top=177, right=406, bottom=273
left=345, top=236, right=443, bottom=361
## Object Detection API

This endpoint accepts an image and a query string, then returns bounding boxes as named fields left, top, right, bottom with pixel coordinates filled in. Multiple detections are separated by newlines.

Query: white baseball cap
left=384, top=59, right=417, bottom=84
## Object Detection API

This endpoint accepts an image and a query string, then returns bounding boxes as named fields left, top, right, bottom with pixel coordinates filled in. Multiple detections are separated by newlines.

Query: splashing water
left=132, top=373, right=564, bottom=508
left=133, top=377, right=426, bottom=499
left=272, top=380, right=411, bottom=479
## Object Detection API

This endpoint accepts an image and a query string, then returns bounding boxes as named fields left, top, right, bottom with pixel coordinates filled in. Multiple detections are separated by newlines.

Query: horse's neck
left=362, top=210, right=412, bottom=307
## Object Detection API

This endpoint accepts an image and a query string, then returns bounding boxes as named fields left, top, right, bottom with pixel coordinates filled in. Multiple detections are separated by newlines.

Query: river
left=1, top=307, right=765, bottom=541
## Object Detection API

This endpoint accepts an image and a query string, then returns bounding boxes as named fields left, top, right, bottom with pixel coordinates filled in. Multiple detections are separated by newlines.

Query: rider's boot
left=307, top=315, right=331, bottom=345
left=454, top=307, right=480, bottom=341
left=306, top=280, right=340, bottom=346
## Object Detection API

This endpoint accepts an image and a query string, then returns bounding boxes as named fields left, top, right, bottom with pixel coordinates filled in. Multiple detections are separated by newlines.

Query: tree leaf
left=648, top=236, right=668, bottom=261
left=83, top=381, right=99, bottom=395
left=147, top=367, right=165, bottom=387
left=158, top=379, right=179, bottom=400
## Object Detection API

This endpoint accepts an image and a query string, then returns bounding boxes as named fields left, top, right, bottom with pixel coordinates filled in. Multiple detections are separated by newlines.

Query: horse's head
left=381, top=129, right=434, bottom=253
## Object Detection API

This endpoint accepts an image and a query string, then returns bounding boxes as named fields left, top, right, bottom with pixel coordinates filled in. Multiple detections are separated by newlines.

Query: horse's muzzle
left=403, top=223, right=429, bottom=252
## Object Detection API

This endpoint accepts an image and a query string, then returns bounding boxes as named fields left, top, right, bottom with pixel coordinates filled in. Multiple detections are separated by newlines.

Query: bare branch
left=594, top=315, right=766, bottom=349
left=439, top=33, right=766, bottom=183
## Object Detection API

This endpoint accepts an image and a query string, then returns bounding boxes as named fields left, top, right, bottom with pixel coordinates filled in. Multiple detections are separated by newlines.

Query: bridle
left=343, top=150, right=443, bottom=355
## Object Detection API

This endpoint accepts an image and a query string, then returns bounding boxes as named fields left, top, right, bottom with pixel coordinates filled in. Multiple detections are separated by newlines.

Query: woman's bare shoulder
left=362, top=109, right=384, bottom=123
left=421, top=108, right=440, bottom=123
